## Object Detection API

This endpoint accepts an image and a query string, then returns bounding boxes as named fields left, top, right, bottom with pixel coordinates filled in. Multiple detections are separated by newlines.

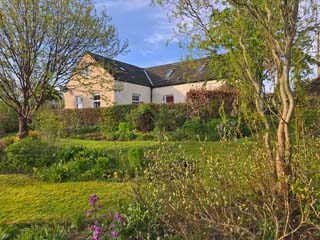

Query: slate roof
left=88, top=52, right=214, bottom=88
left=88, top=52, right=151, bottom=87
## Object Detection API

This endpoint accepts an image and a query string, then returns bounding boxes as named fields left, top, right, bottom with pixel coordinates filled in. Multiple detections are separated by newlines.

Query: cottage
left=64, top=52, right=225, bottom=108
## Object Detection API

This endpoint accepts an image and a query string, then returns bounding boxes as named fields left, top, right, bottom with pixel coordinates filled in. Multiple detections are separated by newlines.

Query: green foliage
left=127, top=148, right=145, bottom=177
left=181, top=117, right=204, bottom=140
left=126, top=104, right=154, bottom=132
left=2, top=138, right=54, bottom=173
left=135, top=139, right=320, bottom=239
left=121, top=201, right=173, bottom=240
left=115, top=122, right=136, bottom=141
left=154, top=105, right=187, bottom=132
left=40, top=148, right=119, bottom=182
left=205, top=118, right=221, bottom=141
left=102, top=104, right=138, bottom=133
left=17, top=224, right=68, bottom=240
left=0, top=103, right=18, bottom=135
left=0, top=0, right=127, bottom=138
left=35, top=109, right=65, bottom=145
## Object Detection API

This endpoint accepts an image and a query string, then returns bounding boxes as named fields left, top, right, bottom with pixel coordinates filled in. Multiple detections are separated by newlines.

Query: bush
left=40, top=148, right=119, bottom=182
left=181, top=117, right=205, bottom=140
left=154, top=105, right=187, bottom=132
left=2, top=138, right=54, bottom=173
left=127, top=148, right=145, bottom=177
left=126, top=104, right=154, bottom=132
left=115, top=122, right=136, bottom=141
left=205, top=118, right=221, bottom=141
left=135, top=140, right=320, bottom=239
left=35, top=109, right=65, bottom=145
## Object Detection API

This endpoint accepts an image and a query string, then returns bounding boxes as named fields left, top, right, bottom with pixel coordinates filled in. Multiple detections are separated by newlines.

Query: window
left=165, top=69, right=175, bottom=79
left=132, top=94, right=140, bottom=104
left=84, top=66, right=90, bottom=78
left=197, top=63, right=207, bottom=72
left=75, top=96, right=83, bottom=109
left=119, top=66, right=127, bottom=72
left=92, top=94, right=100, bottom=108
left=164, top=95, right=174, bottom=103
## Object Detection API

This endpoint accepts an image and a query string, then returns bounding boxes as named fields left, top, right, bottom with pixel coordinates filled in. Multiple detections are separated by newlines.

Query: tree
left=0, top=0, right=127, bottom=139
left=154, top=0, right=318, bottom=190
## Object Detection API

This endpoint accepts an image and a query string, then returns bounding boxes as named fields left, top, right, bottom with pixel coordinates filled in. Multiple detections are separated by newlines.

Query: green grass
left=0, top=138, right=253, bottom=225
left=0, top=174, right=132, bottom=224
left=60, top=138, right=253, bottom=159
left=59, top=139, right=159, bottom=150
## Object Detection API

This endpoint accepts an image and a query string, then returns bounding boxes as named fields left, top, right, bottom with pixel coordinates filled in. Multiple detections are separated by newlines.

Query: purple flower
left=111, top=223, right=116, bottom=229
left=90, top=225, right=95, bottom=231
left=111, top=230, right=119, bottom=238
left=109, top=211, right=114, bottom=217
left=93, top=226, right=102, bottom=240
left=94, top=220, right=99, bottom=225
left=98, top=205, right=102, bottom=209
left=101, top=215, right=106, bottom=220
left=113, top=212, right=120, bottom=221
left=90, top=195, right=99, bottom=207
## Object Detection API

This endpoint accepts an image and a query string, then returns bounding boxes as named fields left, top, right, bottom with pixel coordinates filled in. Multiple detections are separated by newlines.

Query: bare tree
left=0, top=0, right=127, bottom=139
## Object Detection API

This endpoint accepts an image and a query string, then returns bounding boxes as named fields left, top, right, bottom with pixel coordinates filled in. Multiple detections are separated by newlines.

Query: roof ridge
left=145, top=57, right=210, bottom=69
left=87, top=51, right=143, bottom=70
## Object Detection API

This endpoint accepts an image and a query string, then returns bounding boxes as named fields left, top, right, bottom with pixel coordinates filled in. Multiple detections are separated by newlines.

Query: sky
left=93, top=0, right=188, bottom=68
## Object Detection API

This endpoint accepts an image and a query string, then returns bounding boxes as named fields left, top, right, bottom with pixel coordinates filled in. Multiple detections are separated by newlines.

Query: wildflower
left=111, top=230, right=119, bottom=238
left=98, top=205, right=102, bottom=209
left=101, top=215, right=106, bottom=220
left=90, top=194, right=99, bottom=207
left=113, top=212, right=120, bottom=221
left=111, top=223, right=116, bottom=229
left=86, top=210, right=91, bottom=216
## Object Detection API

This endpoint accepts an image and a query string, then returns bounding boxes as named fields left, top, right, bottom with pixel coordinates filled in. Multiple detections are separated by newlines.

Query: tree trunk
left=18, top=115, right=29, bottom=139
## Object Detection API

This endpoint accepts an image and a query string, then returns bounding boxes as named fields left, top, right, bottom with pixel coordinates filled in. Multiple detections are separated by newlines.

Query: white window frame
left=75, top=96, right=83, bottom=109
left=132, top=94, right=141, bottom=104
left=92, top=94, right=101, bottom=108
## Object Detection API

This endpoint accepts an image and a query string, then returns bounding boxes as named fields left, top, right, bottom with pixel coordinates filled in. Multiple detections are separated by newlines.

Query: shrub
left=205, top=118, right=221, bottom=141
left=181, top=117, right=205, bottom=140
left=35, top=109, right=65, bottom=145
left=3, top=138, right=54, bottom=173
left=40, top=148, right=119, bottom=182
left=126, top=104, right=154, bottom=132
left=154, top=105, right=187, bottom=132
left=186, top=87, right=239, bottom=121
left=127, top=148, right=145, bottom=177
left=0, top=136, right=17, bottom=147
left=135, top=140, right=320, bottom=239
left=115, top=122, right=136, bottom=141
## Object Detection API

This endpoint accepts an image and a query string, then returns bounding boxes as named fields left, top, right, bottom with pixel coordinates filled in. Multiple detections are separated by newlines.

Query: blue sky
left=93, top=0, right=188, bottom=68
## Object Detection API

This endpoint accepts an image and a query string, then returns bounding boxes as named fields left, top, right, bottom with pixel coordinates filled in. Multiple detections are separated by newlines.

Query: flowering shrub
left=85, top=195, right=126, bottom=240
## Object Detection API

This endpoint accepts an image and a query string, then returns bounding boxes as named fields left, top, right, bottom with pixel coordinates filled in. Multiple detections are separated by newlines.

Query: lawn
left=0, top=174, right=133, bottom=225
left=60, top=138, right=253, bottom=159
left=0, top=138, right=254, bottom=225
